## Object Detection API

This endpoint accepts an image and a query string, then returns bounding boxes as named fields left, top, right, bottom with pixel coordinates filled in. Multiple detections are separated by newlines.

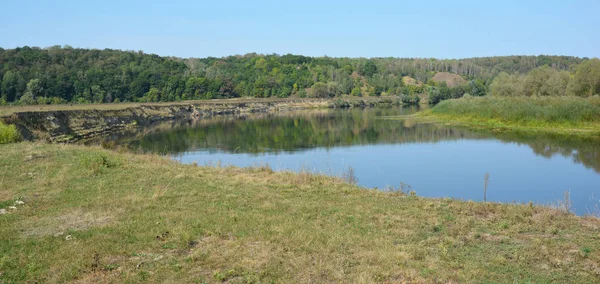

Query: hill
left=401, top=76, right=423, bottom=86
left=431, top=72, right=467, bottom=87
left=0, top=46, right=585, bottom=105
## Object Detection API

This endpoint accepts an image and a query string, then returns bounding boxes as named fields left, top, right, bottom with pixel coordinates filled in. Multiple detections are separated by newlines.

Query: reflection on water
left=88, top=107, right=600, bottom=215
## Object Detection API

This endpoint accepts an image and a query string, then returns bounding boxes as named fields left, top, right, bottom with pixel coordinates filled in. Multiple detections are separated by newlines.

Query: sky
left=1, top=0, right=598, bottom=59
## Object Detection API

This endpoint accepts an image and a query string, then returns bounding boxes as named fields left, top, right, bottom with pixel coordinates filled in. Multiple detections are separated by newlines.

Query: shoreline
left=0, top=97, right=403, bottom=143
left=1, top=142, right=599, bottom=282
left=384, top=110, right=600, bottom=139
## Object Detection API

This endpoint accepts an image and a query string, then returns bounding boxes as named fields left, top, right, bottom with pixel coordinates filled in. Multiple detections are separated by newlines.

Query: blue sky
left=1, top=0, right=598, bottom=59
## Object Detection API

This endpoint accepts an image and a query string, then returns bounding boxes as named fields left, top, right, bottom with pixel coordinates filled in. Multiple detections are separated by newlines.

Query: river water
left=90, top=107, right=600, bottom=215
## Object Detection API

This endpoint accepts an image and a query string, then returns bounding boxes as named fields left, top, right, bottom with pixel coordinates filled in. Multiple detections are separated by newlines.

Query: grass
left=1, top=143, right=600, bottom=283
left=394, top=96, right=600, bottom=137
left=0, top=121, right=21, bottom=144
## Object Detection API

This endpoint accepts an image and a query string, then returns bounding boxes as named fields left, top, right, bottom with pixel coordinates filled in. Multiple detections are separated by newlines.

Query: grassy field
left=1, top=143, right=599, bottom=283
left=397, top=96, right=600, bottom=137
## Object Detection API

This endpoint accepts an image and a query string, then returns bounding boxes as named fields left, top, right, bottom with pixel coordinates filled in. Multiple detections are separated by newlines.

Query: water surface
left=90, top=107, right=600, bottom=215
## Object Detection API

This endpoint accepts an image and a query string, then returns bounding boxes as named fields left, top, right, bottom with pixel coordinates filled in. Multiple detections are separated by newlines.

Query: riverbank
left=1, top=142, right=599, bottom=283
left=390, top=96, right=600, bottom=138
left=0, top=97, right=401, bottom=143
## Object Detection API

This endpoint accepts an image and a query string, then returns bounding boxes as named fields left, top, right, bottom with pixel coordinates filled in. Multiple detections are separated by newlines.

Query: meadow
left=0, top=142, right=599, bottom=283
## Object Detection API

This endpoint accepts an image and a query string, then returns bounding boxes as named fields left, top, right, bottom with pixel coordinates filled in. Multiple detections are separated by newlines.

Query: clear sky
left=1, top=0, right=598, bottom=59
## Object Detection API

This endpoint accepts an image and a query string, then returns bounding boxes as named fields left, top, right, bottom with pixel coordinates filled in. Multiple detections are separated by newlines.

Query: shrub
left=400, top=94, right=421, bottom=105
left=0, top=122, right=21, bottom=144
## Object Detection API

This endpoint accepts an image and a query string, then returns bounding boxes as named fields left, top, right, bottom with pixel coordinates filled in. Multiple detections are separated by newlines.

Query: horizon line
left=1, top=45, right=594, bottom=61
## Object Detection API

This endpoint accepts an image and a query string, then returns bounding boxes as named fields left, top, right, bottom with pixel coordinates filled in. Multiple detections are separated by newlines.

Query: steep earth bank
left=1, top=98, right=400, bottom=142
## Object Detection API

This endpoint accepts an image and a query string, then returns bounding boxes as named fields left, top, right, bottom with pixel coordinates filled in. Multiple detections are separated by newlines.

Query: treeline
left=488, top=59, right=600, bottom=97
left=0, top=45, right=588, bottom=105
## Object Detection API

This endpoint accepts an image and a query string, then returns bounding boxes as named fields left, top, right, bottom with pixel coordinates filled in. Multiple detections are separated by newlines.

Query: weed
left=341, top=165, right=358, bottom=185
left=79, top=152, right=118, bottom=175
left=383, top=182, right=413, bottom=195
left=104, top=264, right=120, bottom=271
left=559, top=190, right=572, bottom=214
left=483, top=173, right=490, bottom=202
left=585, top=194, right=600, bottom=218
left=0, top=122, right=21, bottom=144
left=91, top=252, right=101, bottom=272
left=580, top=247, right=591, bottom=258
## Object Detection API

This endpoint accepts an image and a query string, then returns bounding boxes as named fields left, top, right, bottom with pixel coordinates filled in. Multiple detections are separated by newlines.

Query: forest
left=0, top=45, right=594, bottom=105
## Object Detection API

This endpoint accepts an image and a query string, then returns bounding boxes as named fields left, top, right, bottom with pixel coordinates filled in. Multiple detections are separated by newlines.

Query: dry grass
left=402, top=76, right=423, bottom=87
left=0, top=97, right=396, bottom=117
left=0, top=143, right=599, bottom=283
left=431, top=72, right=467, bottom=87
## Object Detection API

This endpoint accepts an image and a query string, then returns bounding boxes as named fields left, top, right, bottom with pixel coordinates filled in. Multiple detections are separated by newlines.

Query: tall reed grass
left=432, top=96, right=600, bottom=126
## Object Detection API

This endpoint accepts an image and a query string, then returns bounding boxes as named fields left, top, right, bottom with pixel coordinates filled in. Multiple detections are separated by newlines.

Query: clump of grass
left=383, top=182, right=414, bottom=196
left=79, top=152, right=119, bottom=175
left=0, top=121, right=21, bottom=144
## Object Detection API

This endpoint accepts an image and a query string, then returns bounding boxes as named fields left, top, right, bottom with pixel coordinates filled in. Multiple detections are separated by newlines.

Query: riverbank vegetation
left=412, top=96, right=600, bottom=137
left=0, top=46, right=585, bottom=105
left=404, top=58, right=600, bottom=135
left=1, top=142, right=599, bottom=283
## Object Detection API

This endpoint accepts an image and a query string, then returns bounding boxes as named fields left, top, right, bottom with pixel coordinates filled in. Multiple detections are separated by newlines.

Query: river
left=88, top=106, right=600, bottom=215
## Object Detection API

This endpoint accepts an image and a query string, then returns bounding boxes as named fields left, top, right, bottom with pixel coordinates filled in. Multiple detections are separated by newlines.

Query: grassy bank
left=404, top=96, right=600, bottom=137
left=1, top=143, right=599, bottom=283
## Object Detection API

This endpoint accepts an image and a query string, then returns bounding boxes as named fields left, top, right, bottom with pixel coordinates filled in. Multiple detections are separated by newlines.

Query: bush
left=428, top=88, right=450, bottom=105
left=400, top=94, right=421, bottom=105
left=0, top=122, right=21, bottom=144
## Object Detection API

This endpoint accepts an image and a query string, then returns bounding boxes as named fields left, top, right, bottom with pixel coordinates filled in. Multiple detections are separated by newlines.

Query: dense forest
left=0, top=45, right=594, bottom=105
left=488, top=59, right=600, bottom=97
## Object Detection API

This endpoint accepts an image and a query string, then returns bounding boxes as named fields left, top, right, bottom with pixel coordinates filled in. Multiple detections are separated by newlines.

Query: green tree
left=567, top=59, right=600, bottom=97
left=542, top=70, right=570, bottom=96
left=489, top=72, right=524, bottom=97
left=522, top=66, right=554, bottom=96
left=1, top=71, right=19, bottom=102
left=22, top=78, right=44, bottom=103
left=359, top=60, right=378, bottom=77
left=309, top=82, right=330, bottom=98
left=143, top=88, right=161, bottom=102
left=91, top=85, right=106, bottom=103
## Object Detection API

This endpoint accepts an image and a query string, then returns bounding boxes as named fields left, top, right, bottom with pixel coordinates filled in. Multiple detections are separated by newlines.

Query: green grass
left=0, top=121, right=21, bottom=144
left=1, top=143, right=600, bottom=283
left=398, top=96, right=600, bottom=137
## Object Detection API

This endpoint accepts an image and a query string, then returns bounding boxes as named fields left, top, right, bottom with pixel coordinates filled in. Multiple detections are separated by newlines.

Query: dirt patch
left=402, top=76, right=423, bottom=86
left=22, top=209, right=116, bottom=237
left=431, top=72, right=467, bottom=87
